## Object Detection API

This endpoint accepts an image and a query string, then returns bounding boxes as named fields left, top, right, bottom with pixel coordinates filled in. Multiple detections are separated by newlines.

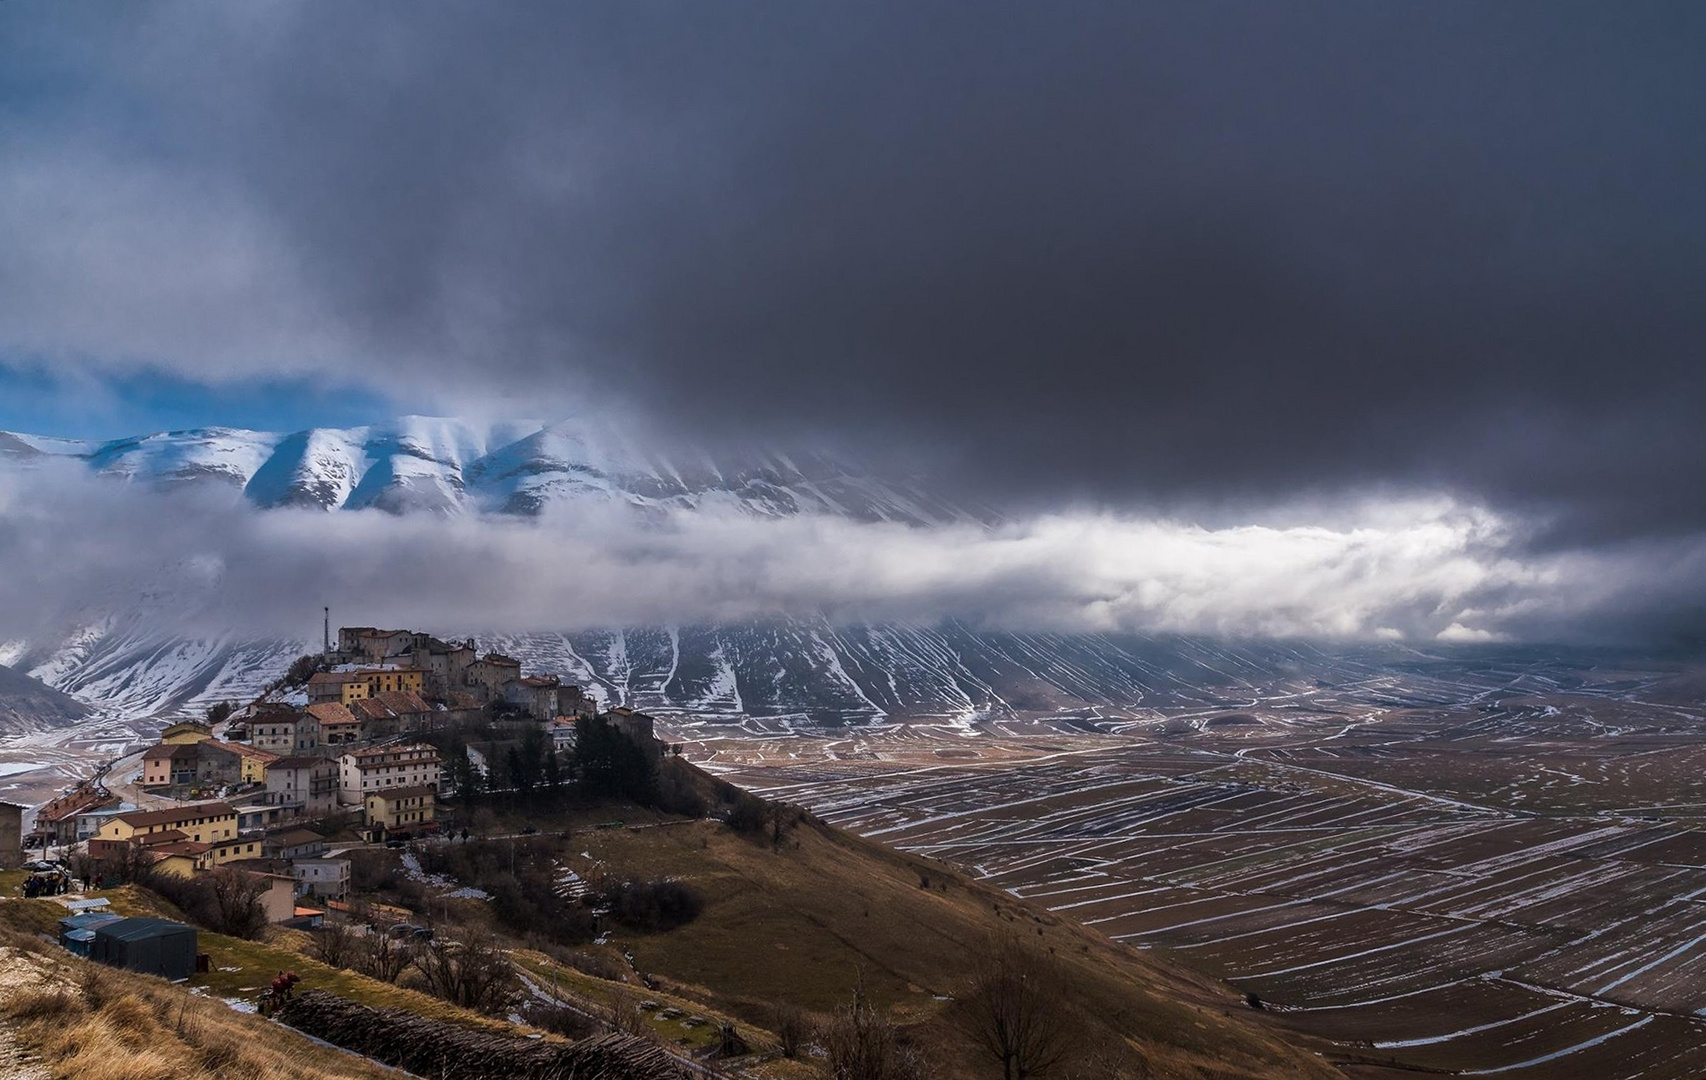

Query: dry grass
left=538, top=813, right=1346, bottom=1080
left=0, top=941, right=400, bottom=1080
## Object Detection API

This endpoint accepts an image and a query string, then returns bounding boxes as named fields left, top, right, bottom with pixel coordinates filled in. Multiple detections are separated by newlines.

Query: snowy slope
left=9, top=616, right=1341, bottom=727
left=0, top=417, right=973, bottom=523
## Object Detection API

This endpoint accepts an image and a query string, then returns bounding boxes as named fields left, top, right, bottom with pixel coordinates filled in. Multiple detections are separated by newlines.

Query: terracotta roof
left=351, top=698, right=391, bottom=721
left=305, top=702, right=358, bottom=726
left=479, top=653, right=521, bottom=667
left=268, top=828, right=324, bottom=847
left=37, top=785, right=111, bottom=823
left=217, top=742, right=278, bottom=762
left=114, top=801, right=236, bottom=830
left=269, top=755, right=334, bottom=771
left=143, top=743, right=199, bottom=761
left=147, top=841, right=211, bottom=858
left=372, top=690, right=430, bottom=713
left=344, top=743, right=439, bottom=761
left=135, top=829, right=188, bottom=846
left=366, top=784, right=439, bottom=802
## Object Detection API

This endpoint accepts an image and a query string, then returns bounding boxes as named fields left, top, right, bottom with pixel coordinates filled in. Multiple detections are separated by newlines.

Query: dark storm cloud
left=3, top=2, right=1704, bottom=542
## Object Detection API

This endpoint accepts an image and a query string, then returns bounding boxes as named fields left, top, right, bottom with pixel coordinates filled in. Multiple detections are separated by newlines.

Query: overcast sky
left=2, top=3, right=1704, bottom=647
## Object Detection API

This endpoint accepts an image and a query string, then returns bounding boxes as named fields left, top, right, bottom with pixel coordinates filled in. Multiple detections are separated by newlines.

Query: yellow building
left=224, top=743, right=278, bottom=784
left=363, top=785, right=438, bottom=834
left=308, top=667, right=426, bottom=706
left=205, top=834, right=266, bottom=866
left=160, top=721, right=213, bottom=745
left=96, top=802, right=238, bottom=846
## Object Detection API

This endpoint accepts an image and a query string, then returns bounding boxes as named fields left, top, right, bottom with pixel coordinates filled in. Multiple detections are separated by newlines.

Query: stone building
left=265, top=756, right=340, bottom=817
left=463, top=653, right=522, bottom=701
left=251, top=704, right=320, bottom=754
left=140, top=741, right=243, bottom=789
left=306, top=702, right=362, bottom=746
left=505, top=675, right=562, bottom=720
left=338, top=743, right=443, bottom=805
left=0, top=802, right=22, bottom=869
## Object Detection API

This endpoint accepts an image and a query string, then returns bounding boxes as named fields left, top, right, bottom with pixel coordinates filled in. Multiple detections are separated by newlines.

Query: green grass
left=190, top=929, right=518, bottom=1029
left=508, top=951, right=734, bottom=1053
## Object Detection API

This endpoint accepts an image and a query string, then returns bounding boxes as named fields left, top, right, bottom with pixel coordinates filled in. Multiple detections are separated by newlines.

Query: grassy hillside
left=551, top=807, right=1342, bottom=1080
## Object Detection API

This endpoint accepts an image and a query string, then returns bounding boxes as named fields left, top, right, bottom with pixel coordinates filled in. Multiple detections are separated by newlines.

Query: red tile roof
left=366, top=784, right=439, bottom=802
left=305, top=701, right=357, bottom=724
left=115, top=801, right=236, bottom=830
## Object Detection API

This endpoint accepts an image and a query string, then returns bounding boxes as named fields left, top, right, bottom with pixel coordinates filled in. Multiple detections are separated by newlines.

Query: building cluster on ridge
left=17, top=623, right=664, bottom=931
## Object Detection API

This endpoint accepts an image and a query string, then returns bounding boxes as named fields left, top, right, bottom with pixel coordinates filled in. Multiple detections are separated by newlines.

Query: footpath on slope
left=0, top=948, right=53, bottom=1080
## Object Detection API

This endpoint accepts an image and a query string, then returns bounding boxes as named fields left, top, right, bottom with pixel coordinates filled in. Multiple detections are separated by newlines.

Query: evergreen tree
left=571, top=716, right=659, bottom=804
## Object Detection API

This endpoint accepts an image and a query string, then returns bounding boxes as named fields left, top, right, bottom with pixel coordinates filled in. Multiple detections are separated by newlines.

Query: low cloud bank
left=0, top=462, right=1699, bottom=648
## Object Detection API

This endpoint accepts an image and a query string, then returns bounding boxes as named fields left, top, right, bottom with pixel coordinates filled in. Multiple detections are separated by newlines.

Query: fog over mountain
left=1, top=418, right=1701, bottom=656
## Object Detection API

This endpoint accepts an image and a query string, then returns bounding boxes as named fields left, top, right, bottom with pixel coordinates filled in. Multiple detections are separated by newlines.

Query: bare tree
left=956, top=936, right=1076, bottom=1080
left=94, top=840, right=152, bottom=886
left=410, top=934, right=517, bottom=1014
left=309, top=923, right=359, bottom=969
left=605, top=985, right=646, bottom=1036
left=817, top=998, right=930, bottom=1080
left=772, top=1002, right=807, bottom=1059
left=207, top=868, right=269, bottom=940
left=358, top=929, right=413, bottom=983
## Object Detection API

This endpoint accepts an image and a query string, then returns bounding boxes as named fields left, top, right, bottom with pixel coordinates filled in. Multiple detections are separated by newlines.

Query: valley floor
left=698, top=689, right=1706, bottom=1079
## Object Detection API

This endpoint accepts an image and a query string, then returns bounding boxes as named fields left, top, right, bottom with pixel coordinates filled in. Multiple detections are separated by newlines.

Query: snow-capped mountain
left=4, top=416, right=1592, bottom=733
left=0, top=416, right=977, bottom=524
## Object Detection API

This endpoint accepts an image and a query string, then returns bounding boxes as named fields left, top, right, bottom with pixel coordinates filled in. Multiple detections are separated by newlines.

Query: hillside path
left=0, top=948, right=52, bottom=1080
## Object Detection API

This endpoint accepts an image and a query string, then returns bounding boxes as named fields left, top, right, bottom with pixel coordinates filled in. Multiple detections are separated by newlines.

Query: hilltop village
left=17, top=625, right=668, bottom=922
left=0, top=628, right=1360, bottom=1080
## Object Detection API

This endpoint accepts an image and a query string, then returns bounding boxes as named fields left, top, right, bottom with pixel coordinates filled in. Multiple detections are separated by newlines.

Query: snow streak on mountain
left=0, top=416, right=977, bottom=524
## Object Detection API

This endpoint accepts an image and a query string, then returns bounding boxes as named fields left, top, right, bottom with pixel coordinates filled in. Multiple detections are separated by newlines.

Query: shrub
left=522, top=1001, right=602, bottom=1040
left=726, top=793, right=769, bottom=836
left=597, top=878, right=705, bottom=934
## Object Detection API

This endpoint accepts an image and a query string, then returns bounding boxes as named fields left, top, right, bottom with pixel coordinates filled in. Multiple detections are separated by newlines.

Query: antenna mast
left=324, top=607, right=331, bottom=654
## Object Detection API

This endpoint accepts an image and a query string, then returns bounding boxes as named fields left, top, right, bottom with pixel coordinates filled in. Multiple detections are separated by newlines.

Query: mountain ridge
left=0, top=416, right=980, bottom=525
left=0, top=660, right=91, bottom=732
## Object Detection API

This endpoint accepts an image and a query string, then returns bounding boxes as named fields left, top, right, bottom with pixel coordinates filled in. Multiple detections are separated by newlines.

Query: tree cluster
left=818, top=997, right=931, bottom=1080
left=408, top=934, right=518, bottom=1014
left=138, top=866, right=269, bottom=940
left=571, top=715, right=660, bottom=804
left=417, top=838, right=597, bottom=945
left=593, top=877, right=705, bottom=933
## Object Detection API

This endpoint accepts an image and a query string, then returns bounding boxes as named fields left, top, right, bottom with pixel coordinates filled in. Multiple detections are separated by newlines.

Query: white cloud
left=0, top=463, right=1697, bottom=646
left=1434, top=622, right=1504, bottom=644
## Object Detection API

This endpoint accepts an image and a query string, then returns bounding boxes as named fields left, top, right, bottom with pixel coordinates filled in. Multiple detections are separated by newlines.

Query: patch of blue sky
left=0, top=360, right=403, bottom=439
